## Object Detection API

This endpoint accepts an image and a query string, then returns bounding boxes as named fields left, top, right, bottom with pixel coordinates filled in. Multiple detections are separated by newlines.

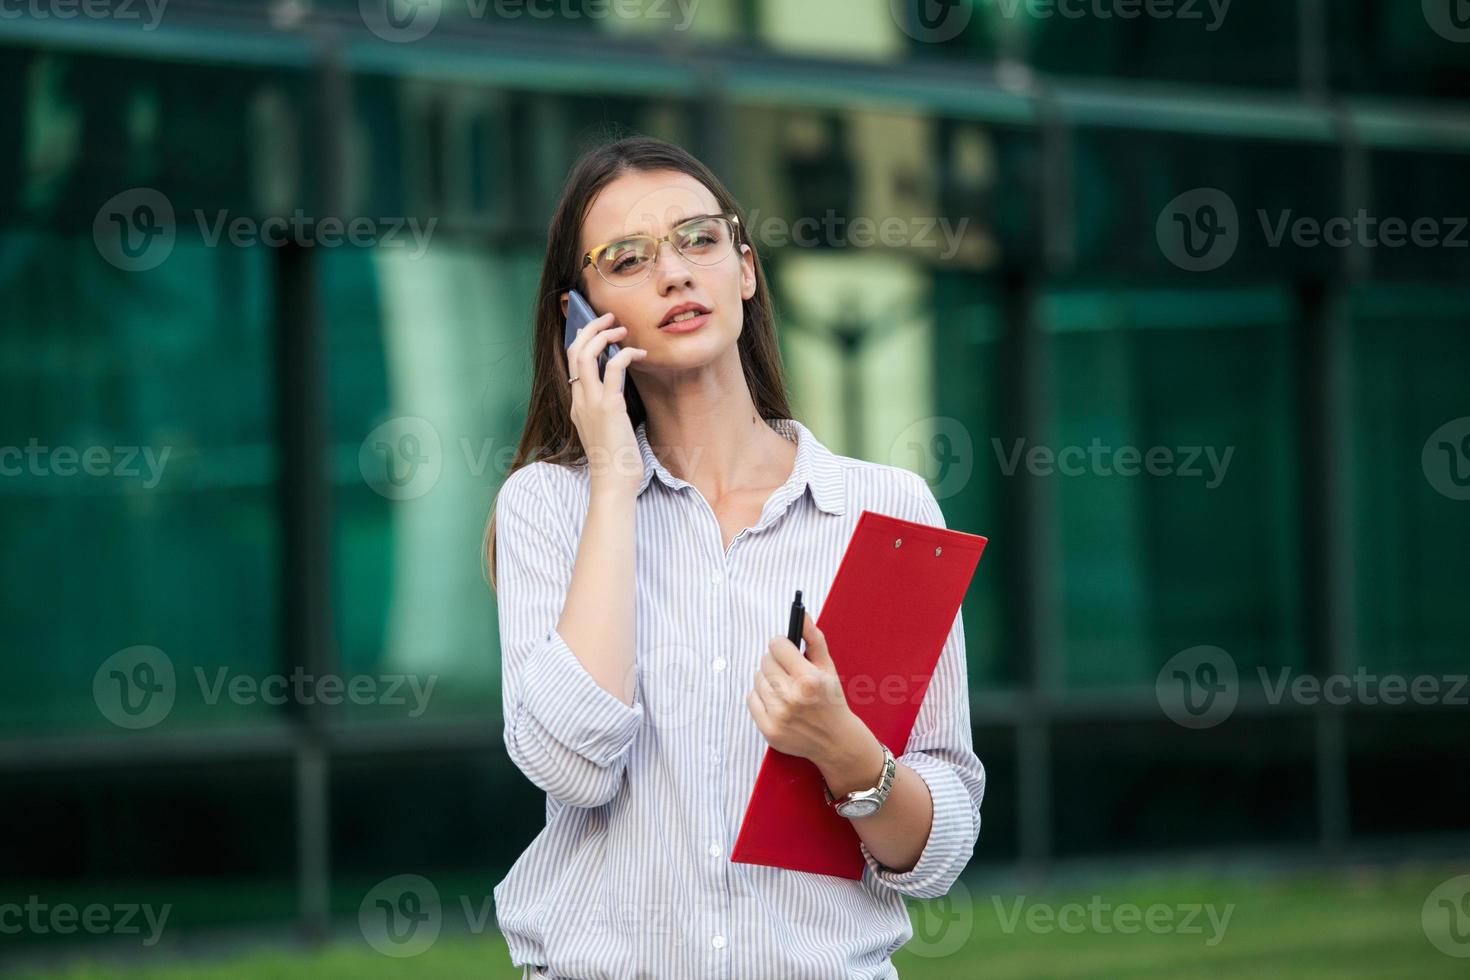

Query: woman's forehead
left=582, top=170, right=719, bottom=246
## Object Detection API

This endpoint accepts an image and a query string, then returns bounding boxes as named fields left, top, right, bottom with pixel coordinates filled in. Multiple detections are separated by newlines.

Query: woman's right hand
left=566, top=310, right=648, bottom=496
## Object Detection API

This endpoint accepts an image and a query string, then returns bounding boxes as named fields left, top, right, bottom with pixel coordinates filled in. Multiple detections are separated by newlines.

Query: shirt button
left=711, top=657, right=727, bottom=672
left=710, top=569, right=724, bottom=586
left=708, top=843, right=722, bottom=858
left=711, top=935, right=727, bottom=950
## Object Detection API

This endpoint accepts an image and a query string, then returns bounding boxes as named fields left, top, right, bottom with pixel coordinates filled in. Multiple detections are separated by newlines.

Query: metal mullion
left=274, top=32, right=348, bottom=944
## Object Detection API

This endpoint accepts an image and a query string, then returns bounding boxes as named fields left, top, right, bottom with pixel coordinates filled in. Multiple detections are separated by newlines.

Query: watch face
left=840, top=798, right=880, bottom=818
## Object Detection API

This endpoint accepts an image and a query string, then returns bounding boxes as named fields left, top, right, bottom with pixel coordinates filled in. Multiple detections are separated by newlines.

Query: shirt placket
left=705, top=531, right=731, bottom=977
left=664, top=458, right=803, bottom=978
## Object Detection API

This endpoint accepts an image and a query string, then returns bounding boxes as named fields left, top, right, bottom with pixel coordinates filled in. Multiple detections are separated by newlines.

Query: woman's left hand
left=746, top=609, right=855, bottom=764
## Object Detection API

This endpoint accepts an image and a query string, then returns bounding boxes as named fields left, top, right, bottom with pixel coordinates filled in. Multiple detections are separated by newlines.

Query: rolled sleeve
left=495, top=463, right=645, bottom=808
left=860, top=748, right=983, bottom=900
left=519, top=625, right=644, bottom=769
left=860, top=474, right=986, bottom=900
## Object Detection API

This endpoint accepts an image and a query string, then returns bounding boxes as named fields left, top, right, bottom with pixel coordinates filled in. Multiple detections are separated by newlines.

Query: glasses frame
left=580, top=213, right=742, bottom=288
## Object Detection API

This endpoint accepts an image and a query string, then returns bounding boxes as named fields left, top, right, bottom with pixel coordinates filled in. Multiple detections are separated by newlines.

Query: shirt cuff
left=518, top=626, right=644, bottom=768
left=859, top=752, right=977, bottom=899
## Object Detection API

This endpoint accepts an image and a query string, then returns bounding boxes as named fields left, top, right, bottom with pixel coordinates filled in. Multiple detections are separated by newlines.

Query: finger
left=769, top=633, right=815, bottom=679
left=754, top=670, right=779, bottom=711
left=568, top=312, right=615, bottom=362
left=745, top=688, right=770, bottom=730
left=577, top=324, right=628, bottom=387
left=564, top=314, right=603, bottom=373
left=601, top=344, right=647, bottom=394
left=759, top=651, right=794, bottom=692
left=801, top=610, right=832, bottom=666
left=573, top=314, right=620, bottom=360
left=566, top=315, right=615, bottom=381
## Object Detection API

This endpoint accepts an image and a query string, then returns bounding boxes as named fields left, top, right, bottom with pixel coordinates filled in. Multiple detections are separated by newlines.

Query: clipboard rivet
left=935, top=546, right=942, bottom=556
left=894, top=538, right=902, bottom=548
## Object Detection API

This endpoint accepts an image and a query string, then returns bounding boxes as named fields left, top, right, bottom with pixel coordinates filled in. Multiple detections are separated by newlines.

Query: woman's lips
left=660, top=312, right=710, bottom=333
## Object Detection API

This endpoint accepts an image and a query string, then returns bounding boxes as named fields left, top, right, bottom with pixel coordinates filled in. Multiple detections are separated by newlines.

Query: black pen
left=787, top=589, right=804, bottom=653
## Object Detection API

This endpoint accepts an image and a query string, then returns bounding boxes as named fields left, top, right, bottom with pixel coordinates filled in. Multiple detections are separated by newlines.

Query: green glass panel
left=1044, top=287, right=1303, bottom=690
left=1349, top=283, right=1470, bottom=677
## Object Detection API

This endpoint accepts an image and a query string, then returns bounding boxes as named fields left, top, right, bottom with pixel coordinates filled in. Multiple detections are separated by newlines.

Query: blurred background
left=2, top=1, right=1469, bottom=977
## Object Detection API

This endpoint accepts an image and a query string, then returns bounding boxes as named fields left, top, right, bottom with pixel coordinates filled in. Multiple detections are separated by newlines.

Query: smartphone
left=563, top=289, right=621, bottom=385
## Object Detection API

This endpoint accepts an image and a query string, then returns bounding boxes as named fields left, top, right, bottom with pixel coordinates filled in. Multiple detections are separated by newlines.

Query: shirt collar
left=633, top=416, right=846, bottom=516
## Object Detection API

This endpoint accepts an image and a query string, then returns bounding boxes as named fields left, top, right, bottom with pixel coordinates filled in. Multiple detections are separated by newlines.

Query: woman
left=485, top=134, right=985, bottom=979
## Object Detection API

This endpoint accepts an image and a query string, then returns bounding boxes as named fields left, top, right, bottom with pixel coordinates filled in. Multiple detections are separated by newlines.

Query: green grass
left=10, top=863, right=1467, bottom=979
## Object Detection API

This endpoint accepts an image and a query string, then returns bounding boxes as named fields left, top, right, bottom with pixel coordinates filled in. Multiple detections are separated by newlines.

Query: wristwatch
left=823, top=742, right=897, bottom=818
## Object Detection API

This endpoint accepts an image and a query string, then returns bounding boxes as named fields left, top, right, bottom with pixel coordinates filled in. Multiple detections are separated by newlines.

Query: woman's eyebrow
left=620, top=212, right=719, bottom=237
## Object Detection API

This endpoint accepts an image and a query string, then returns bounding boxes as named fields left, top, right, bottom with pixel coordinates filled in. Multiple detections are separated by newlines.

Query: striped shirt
left=492, top=416, right=985, bottom=980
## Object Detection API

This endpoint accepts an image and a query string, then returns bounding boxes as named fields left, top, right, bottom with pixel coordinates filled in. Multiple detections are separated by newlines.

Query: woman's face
left=564, top=168, right=757, bottom=373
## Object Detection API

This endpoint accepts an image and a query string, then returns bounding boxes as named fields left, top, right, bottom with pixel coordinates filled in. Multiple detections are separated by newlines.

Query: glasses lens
left=591, top=217, right=736, bottom=286
left=596, top=237, right=658, bottom=284
left=673, top=217, right=734, bottom=265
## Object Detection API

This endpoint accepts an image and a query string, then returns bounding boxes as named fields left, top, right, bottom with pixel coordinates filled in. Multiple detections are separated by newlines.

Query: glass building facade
left=2, top=0, right=1468, bottom=944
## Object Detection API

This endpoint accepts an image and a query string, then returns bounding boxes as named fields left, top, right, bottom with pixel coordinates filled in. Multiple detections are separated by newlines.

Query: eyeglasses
left=581, top=214, right=741, bottom=288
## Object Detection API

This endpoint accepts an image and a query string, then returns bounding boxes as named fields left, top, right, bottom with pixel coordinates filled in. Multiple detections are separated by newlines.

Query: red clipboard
left=730, top=508, right=987, bottom=880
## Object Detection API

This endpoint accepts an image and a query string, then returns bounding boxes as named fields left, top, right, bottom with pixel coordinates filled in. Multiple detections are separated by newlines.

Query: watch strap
left=824, top=742, right=896, bottom=812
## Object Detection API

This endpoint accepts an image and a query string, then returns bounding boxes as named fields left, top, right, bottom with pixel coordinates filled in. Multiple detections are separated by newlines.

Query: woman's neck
left=639, top=383, right=791, bottom=498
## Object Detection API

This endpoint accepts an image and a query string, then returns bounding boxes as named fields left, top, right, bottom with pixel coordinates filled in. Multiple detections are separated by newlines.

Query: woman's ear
left=559, top=291, right=570, bottom=320
left=739, top=244, right=757, bottom=301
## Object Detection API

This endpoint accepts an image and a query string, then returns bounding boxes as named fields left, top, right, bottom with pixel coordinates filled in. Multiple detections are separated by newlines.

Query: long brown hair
left=483, top=133, right=793, bottom=591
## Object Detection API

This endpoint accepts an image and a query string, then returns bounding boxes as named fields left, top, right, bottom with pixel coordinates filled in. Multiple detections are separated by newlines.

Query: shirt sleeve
left=860, top=472, right=986, bottom=900
left=494, top=462, right=645, bottom=809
